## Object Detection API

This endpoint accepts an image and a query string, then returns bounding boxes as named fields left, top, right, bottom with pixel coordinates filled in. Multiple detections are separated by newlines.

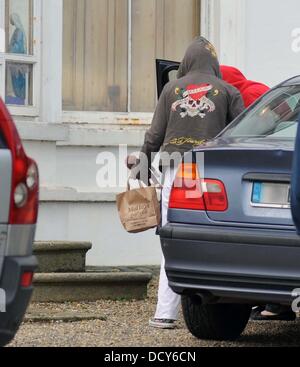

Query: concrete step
left=32, top=272, right=152, bottom=302
left=33, top=242, right=92, bottom=273
left=86, top=266, right=160, bottom=274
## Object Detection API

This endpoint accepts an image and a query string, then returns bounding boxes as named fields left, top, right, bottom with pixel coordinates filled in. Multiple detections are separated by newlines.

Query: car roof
left=280, top=75, right=300, bottom=86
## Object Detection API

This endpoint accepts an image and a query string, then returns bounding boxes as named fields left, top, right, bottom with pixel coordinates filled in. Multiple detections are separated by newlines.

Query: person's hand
left=129, top=164, right=141, bottom=181
left=127, top=155, right=151, bottom=186
left=125, top=155, right=139, bottom=170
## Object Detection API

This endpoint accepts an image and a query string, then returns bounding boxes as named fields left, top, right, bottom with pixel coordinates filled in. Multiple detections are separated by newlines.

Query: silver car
left=0, top=98, right=38, bottom=346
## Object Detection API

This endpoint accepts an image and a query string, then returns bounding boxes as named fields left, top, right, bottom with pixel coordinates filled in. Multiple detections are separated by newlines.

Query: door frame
left=201, top=0, right=246, bottom=71
left=156, top=59, right=180, bottom=98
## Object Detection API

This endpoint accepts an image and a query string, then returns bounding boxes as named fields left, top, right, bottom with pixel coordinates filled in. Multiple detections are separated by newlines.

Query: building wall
left=244, top=0, right=300, bottom=87
left=21, top=124, right=162, bottom=266
left=215, top=0, right=300, bottom=88
left=3, top=0, right=300, bottom=266
left=37, top=202, right=161, bottom=267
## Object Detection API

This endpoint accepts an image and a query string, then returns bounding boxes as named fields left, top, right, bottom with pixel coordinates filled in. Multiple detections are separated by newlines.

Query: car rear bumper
left=0, top=256, right=37, bottom=346
left=160, top=224, right=300, bottom=305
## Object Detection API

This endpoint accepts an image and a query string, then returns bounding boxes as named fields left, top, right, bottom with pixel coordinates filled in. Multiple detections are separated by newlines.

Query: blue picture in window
left=9, top=13, right=27, bottom=54
left=6, top=13, right=27, bottom=105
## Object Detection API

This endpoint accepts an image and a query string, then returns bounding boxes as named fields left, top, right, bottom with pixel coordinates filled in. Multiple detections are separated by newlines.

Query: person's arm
left=243, top=84, right=270, bottom=108
left=141, top=88, right=169, bottom=159
left=292, top=120, right=300, bottom=234
left=130, top=87, right=169, bottom=183
left=226, top=85, right=245, bottom=124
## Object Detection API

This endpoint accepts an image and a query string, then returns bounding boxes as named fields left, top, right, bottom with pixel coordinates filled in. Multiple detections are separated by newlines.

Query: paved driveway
left=9, top=277, right=300, bottom=347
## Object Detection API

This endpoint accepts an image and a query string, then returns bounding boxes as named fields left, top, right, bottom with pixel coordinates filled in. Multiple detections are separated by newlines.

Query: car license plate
left=251, top=182, right=291, bottom=208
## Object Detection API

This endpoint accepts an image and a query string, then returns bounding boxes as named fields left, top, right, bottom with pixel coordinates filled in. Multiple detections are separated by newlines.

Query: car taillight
left=0, top=99, right=39, bottom=224
left=202, top=179, right=228, bottom=211
left=21, top=272, right=33, bottom=288
left=11, top=158, right=39, bottom=224
left=169, top=163, right=205, bottom=210
left=169, top=163, right=228, bottom=212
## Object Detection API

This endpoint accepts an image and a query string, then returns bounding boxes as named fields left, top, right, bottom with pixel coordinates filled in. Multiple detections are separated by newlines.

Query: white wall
left=216, top=0, right=300, bottom=88
left=36, top=202, right=161, bottom=267
left=22, top=127, right=162, bottom=267
left=244, top=0, right=300, bottom=87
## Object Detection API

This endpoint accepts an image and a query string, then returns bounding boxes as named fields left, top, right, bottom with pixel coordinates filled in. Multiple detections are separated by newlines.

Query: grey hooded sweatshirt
left=140, top=37, right=245, bottom=168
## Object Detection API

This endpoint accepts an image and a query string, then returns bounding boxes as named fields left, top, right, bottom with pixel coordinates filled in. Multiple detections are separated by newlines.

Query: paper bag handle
left=127, top=175, right=162, bottom=191
left=127, top=179, right=145, bottom=191
left=127, top=166, right=162, bottom=191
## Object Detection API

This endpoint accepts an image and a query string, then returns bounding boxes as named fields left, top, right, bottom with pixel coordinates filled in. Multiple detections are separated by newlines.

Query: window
left=63, top=0, right=200, bottom=113
left=222, top=85, right=300, bottom=140
left=131, top=0, right=200, bottom=112
left=0, top=0, right=40, bottom=115
left=63, top=0, right=128, bottom=113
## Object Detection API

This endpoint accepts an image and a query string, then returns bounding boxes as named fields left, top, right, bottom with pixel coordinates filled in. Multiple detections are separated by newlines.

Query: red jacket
left=220, top=66, right=270, bottom=108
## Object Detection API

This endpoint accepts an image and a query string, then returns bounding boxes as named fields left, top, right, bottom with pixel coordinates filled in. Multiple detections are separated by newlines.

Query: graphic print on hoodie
left=171, top=83, right=216, bottom=119
left=140, top=37, right=245, bottom=165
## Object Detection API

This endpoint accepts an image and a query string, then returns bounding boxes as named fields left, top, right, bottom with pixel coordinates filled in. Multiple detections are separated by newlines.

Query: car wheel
left=182, top=295, right=251, bottom=341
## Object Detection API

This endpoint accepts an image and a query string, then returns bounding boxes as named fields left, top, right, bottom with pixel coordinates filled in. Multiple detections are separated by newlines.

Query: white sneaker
left=149, top=318, right=176, bottom=329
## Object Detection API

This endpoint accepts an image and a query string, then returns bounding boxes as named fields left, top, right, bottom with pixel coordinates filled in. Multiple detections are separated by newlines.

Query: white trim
left=56, top=123, right=147, bottom=147
left=127, top=0, right=132, bottom=113
left=39, top=186, right=120, bottom=203
left=14, top=119, right=148, bottom=146
left=218, top=0, right=246, bottom=70
left=201, top=0, right=221, bottom=52
left=0, top=0, right=4, bottom=53
left=4, top=53, right=38, bottom=63
left=62, top=111, right=153, bottom=125
left=40, top=0, right=63, bottom=123
left=15, top=120, right=68, bottom=141
left=201, top=0, right=210, bottom=38
left=9, top=105, right=38, bottom=117
left=0, top=56, right=4, bottom=99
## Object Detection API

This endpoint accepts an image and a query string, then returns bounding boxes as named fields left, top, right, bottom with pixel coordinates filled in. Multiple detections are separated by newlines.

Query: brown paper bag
left=116, top=181, right=161, bottom=234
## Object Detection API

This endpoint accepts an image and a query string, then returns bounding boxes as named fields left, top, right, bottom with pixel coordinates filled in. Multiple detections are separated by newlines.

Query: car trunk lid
left=195, top=137, right=294, bottom=227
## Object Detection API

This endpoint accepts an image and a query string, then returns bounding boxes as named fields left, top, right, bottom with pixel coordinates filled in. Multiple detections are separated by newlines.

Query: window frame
left=0, top=0, right=41, bottom=117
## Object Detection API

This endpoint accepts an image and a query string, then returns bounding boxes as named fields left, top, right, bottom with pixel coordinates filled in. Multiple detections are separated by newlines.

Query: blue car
left=157, top=60, right=300, bottom=341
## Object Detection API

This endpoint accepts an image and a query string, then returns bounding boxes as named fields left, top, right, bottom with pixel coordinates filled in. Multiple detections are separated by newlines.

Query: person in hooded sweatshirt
left=220, top=66, right=270, bottom=108
left=128, top=37, right=245, bottom=329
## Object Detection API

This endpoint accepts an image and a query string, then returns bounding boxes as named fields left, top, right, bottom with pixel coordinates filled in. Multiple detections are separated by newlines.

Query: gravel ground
left=8, top=277, right=300, bottom=347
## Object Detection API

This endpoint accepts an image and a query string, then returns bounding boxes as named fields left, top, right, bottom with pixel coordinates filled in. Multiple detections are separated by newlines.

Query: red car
left=0, top=98, right=39, bottom=346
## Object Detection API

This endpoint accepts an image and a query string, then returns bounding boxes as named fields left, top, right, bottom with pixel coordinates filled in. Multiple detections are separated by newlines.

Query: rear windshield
left=221, top=85, right=300, bottom=140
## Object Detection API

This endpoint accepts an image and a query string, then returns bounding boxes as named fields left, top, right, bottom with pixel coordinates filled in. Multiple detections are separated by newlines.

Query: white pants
left=154, top=168, right=181, bottom=320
